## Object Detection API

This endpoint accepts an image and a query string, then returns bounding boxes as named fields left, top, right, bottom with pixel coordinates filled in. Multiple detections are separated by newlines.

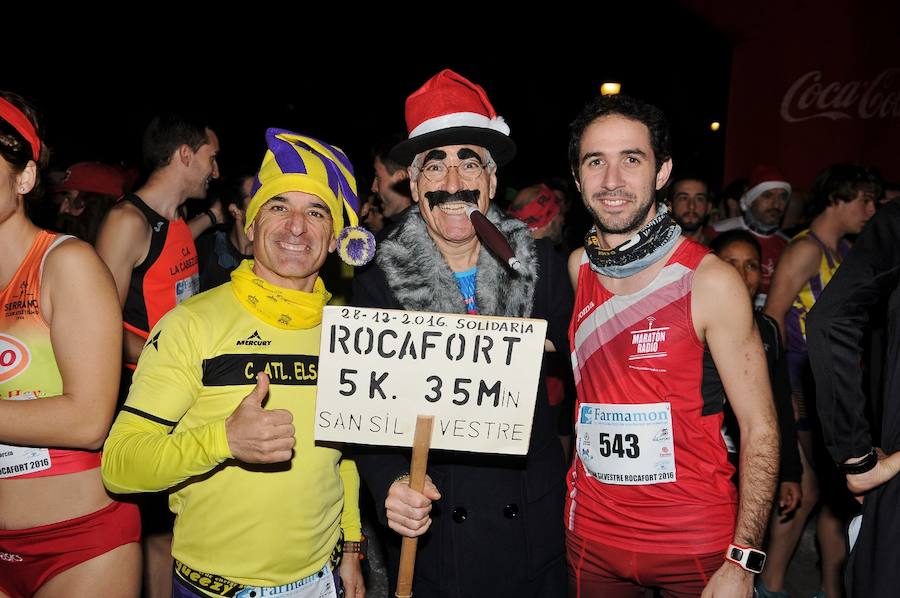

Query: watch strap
left=725, top=543, right=766, bottom=574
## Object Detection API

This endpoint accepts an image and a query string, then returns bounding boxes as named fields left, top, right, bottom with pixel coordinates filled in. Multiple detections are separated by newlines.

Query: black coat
left=351, top=208, right=571, bottom=598
left=808, top=202, right=900, bottom=597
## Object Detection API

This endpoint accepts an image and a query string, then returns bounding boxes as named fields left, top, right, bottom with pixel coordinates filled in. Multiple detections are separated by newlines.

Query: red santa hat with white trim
left=740, top=164, right=792, bottom=212
left=389, top=69, right=516, bottom=167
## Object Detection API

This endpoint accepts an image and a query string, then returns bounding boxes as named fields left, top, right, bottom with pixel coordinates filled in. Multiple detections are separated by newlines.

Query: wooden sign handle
left=395, top=415, right=434, bottom=598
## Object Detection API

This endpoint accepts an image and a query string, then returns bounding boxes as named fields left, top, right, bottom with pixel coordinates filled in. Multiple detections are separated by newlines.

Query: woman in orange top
left=0, top=92, right=140, bottom=597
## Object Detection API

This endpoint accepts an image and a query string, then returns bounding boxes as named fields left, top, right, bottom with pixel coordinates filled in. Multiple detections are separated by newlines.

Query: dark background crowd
left=4, top=3, right=898, bottom=597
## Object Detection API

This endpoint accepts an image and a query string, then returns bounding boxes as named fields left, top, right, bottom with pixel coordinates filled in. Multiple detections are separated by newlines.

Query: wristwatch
left=725, top=543, right=766, bottom=574
left=342, top=535, right=368, bottom=561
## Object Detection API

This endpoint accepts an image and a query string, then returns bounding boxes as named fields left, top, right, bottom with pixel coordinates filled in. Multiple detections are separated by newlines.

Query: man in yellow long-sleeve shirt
left=102, top=128, right=376, bottom=598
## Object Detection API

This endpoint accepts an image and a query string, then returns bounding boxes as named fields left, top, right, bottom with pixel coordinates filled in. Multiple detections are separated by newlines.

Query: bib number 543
left=597, top=433, right=640, bottom=458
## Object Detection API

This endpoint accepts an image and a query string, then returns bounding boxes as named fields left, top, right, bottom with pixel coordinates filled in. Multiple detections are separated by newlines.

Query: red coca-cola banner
left=780, top=69, right=900, bottom=124
left=688, top=1, right=900, bottom=189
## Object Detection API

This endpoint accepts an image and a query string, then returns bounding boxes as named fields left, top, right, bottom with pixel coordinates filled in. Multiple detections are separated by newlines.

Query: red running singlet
left=567, top=239, right=736, bottom=554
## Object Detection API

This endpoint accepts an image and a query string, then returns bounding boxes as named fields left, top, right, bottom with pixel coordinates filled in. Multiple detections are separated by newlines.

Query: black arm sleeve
left=808, top=203, right=900, bottom=463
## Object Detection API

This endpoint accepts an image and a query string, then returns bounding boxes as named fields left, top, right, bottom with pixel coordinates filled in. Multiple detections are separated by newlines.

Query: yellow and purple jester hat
left=244, top=128, right=375, bottom=266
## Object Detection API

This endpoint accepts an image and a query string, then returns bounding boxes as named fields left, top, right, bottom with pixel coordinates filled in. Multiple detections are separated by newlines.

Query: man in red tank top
left=565, top=94, right=779, bottom=598
left=95, top=113, right=221, bottom=598
left=97, top=114, right=221, bottom=367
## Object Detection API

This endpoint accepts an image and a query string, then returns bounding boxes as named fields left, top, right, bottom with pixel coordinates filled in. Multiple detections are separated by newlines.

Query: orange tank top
left=0, top=231, right=102, bottom=478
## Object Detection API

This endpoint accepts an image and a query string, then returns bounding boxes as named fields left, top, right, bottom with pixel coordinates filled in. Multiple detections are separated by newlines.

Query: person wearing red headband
left=508, top=183, right=566, bottom=245
left=508, top=183, right=572, bottom=456
left=0, top=92, right=140, bottom=597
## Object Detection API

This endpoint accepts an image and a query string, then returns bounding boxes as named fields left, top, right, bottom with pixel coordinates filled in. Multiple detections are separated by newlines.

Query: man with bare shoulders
left=0, top=91, right=139, bottom=597
left=565, top=94, right=779, bottom=598
left=762, top=164, right=879, bottom=598
left=807, top=191, right=900, bottom=598
left=95, top=113, right=220, bottom=598
left=96, top=113, right=220, bottom=368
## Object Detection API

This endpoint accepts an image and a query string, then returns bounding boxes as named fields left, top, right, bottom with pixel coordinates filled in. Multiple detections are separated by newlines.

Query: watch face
left=746, top=551, right=766, bottom=573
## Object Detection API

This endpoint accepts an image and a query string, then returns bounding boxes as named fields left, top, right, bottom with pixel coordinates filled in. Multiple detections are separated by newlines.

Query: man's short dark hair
left=668, top=172, right=710, bottom=201
left=568, top=94, right=671, bottom=180
left=142, top=113, right=212, bottom=173
left=808, top=163, right=883, bottom=217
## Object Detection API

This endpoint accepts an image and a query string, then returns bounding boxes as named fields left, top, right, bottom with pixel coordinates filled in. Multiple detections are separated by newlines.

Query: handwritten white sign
left=315, top=306, right=548, bottom=455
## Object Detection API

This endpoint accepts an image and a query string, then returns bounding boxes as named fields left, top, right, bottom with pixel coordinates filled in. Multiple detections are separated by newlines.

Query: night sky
left=6, top=6, right=732, bottom=196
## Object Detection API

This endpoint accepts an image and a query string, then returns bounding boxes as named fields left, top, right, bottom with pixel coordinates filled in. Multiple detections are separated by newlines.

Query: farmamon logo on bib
left=0, top=334, right=30, bottom=383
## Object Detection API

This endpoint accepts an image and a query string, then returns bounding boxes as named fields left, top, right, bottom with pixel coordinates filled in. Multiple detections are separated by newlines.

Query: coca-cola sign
left=780, top=68, right=900, bottom=122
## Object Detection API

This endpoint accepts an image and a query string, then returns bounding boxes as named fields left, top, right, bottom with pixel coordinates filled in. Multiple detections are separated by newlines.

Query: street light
left=710, top=121, right=721, bottom=132
left=600, top=82, right=621, bottom=96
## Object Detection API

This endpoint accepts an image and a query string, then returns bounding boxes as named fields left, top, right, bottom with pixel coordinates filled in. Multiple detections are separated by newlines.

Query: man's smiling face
left=248, top=191, right=336, bottom=292
left=410, top=144, right=496, bottom=246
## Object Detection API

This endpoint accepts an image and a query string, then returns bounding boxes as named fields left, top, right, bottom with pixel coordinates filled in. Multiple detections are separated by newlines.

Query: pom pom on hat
left=337, top=226, right=377, bottom=267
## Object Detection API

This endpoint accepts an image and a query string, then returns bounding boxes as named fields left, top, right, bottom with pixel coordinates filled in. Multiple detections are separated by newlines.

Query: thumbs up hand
left=225, top=372, right=295, bottom=463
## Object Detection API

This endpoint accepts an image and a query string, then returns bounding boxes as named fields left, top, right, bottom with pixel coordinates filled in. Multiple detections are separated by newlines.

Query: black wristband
left=838, top=448, right=878, bottom=475
left=204, top=209, right=217, bottom=227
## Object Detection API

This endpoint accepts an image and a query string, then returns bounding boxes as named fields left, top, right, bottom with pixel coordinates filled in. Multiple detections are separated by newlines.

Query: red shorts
left=0, top=500, right=140, bottom=598
left=567, top=530, right=726, bottom=598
